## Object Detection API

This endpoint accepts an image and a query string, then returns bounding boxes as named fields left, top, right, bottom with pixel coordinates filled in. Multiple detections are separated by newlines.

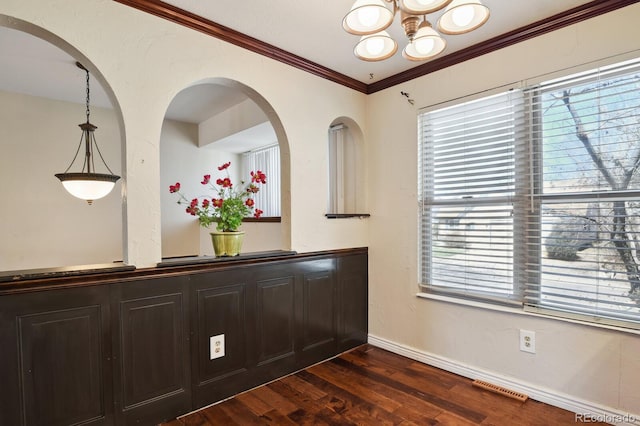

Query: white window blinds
left=242, top=144, right=281, bottom=217
left=524, top=59, right=640, bottom=328
left=419, top=90, right=526, bottom=305
left=418, top=58, right=640, bottom=328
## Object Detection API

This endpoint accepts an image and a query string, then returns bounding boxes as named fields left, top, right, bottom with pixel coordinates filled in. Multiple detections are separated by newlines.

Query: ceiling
left=159, top=0, right=596, bottom=85
left=0, top=0, right=623, bottom=127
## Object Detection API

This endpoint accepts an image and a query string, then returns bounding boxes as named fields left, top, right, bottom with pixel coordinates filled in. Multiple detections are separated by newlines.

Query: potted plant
left=169, top=161, right=266, bottom=256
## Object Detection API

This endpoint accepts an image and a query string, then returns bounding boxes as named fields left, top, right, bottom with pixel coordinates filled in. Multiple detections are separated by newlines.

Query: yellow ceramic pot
left=210, top=231, right=245, bottom=257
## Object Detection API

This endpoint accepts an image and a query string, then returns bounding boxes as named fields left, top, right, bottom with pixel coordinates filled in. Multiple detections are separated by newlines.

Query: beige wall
left=0, top=90, right=122, bottom=270
left=2, top=0, right=639, bottom=419
left=367, top=3, right=640, bottom=419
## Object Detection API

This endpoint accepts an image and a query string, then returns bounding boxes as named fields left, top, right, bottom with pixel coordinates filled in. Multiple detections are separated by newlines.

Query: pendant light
left=55, top=62, right=120, bottom=205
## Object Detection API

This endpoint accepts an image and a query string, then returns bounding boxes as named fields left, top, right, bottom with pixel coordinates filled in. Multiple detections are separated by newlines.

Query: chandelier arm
left=87, top=130, right=94, bottom=174
left=91, top=132, right=117, bottom=176
left=60, top=132, right=86, bottom=174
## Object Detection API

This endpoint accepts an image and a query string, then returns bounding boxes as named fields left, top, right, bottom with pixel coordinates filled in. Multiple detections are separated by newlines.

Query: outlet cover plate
left=210, top=334, right=225, bottom=360
left=520, top=329, right=536, bottom=354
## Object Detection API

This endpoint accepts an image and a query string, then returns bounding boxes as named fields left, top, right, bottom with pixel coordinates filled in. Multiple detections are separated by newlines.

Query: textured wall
left=366, top=3, right=640, bottom=417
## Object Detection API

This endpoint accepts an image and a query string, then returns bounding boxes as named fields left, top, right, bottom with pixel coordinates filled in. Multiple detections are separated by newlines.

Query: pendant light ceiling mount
left=343, top=0, right=490, bottom=62
left=55, top=62, right=120, bottom=205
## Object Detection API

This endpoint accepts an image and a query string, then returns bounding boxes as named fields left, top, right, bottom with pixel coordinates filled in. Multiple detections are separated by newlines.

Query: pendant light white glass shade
left=437, top=0, right=489, bottom=35
left=403, top=23, right=446, bottom=60
left=57, top=174, right=118, bottom=203
left=343, top=0, right=394, bottom=35
left=354, top=31, right=398, bottom=61
left=399, top=0, right=452, bottom=15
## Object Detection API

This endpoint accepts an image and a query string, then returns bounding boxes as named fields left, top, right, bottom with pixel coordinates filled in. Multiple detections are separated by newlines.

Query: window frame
left=418, top=57, right=640, bottom=330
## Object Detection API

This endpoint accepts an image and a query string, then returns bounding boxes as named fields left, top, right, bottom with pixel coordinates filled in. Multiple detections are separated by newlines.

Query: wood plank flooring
left=163, top=345, right=606, bottom=425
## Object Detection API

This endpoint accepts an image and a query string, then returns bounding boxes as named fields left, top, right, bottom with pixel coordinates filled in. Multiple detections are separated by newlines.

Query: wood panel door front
left=0, top=286, right=113, bottom=426
left=112, top=276, right=191, bottom=425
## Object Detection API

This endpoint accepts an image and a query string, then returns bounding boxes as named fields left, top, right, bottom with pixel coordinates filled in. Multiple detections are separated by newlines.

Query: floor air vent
left=472, top=379, right=529, bottom=402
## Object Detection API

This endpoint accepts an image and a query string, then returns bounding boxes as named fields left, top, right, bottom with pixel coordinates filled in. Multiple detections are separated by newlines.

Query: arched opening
left=0, top=16, right=126, bottom=271
left=160, top=79, right=291, bottom=258
left=327, top=117, right=367, bottom=216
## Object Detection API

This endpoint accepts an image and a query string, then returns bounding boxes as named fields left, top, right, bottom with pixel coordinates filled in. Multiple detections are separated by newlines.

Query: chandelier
left=55, top=62, right=120, bottom=204
left=343, top=0, right=490, bottom=61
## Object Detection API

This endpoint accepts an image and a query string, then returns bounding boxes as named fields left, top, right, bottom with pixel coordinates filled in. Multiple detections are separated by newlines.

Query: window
left=242, top=144, right=280, bottom=217
left=419, top=58, right=640, bottom=328
left=419, top=91, right=525, bottom=305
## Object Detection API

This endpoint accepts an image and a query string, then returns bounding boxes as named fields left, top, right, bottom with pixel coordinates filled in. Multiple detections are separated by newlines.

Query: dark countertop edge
left=0, top=247, right=368, bottom=294
left=325, top=213, right=371, bottom=219
left=156, top=250, right=298, bottom=267
left=0, top=263, right=136, bottom=283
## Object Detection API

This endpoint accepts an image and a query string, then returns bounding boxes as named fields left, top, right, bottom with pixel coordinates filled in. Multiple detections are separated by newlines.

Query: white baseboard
left=367, top=334, right=639, bottom=426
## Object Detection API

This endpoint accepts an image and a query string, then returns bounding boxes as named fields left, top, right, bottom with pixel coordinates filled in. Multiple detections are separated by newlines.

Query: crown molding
left=112, top=0, right=368, bottom=93
left=368, top=0, right=639, bottom=93
left=114, top=0, right=638, bottom=95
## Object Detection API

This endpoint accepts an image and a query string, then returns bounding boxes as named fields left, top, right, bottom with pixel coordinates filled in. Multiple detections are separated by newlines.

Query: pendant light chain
left=85, top=67, right=91, bottom=123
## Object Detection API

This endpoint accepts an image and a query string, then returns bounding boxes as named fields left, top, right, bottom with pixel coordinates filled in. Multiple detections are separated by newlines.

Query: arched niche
left=0, top=16, right=126, bottom=271
left=160, top=78, right=291, bottom=258
left=327, top=116, right=367, bottom=215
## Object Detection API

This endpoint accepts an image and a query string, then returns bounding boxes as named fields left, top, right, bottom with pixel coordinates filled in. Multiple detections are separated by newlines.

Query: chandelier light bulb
left=451, top=5, right=475, bottom=27
left=415, top=37, right=435, bottom=55
left=437, top=0, right=489, bottom=35
left=400, top=0, right=453, bottom=15
left=354, top=31, right=398, bottom=61
left=357, top=7, right=381, bottom=27
left=366, top=37, right=385, bottom=55
left=402, top=21, right=446, bottom=61
left=343, top=0, right=394, bottom=35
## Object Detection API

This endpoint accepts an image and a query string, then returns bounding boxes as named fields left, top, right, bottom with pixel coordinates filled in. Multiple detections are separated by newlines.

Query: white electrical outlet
left=519, top=329, right=536, bottom=354
left=210, top=334, right=225, bottom=360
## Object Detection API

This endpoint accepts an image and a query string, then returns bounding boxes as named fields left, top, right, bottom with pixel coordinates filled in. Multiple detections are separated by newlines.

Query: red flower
left=247, top=184, right=259, bottom=194
left=201, top=174, right=210, bottom=185
left=212, top=198, right=224, bottom=208
left=216, top=178, right=223, bottom=186
left=251, top=170, right=267, bottom=184
left=185, top=205, right=198, bottom=216
left=220, top=178, right=232, bottom=188
left=254, top=209, right=264, bottom=218
left=202, top=199, right=210, bottom=209
left=190, top=198, right=198, bottom=208
left=245, top=198, right=254, bottom=207
left=169, top=182, right=181, bottom=193
left=218, top=162, right=231, bottom=171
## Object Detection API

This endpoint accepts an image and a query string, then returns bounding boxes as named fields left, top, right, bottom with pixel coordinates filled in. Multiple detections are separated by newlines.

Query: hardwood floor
left=163, top=345, right=605, bottom=425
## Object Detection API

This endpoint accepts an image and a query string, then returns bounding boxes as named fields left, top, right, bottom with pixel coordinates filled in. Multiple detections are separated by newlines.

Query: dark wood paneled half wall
left=0, top=248, right=368, bottom=426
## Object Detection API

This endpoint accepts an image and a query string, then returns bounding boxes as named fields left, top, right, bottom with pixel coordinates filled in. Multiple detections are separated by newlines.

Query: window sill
left=416, top=291, right=640, bottom=336
left=242, top=216, right=281, bottom=223
left=325, top=213, right=370, bottom=219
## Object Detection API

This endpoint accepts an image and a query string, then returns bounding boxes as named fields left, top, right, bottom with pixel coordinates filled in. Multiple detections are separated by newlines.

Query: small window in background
left=242, top=144, right=280, bottom=217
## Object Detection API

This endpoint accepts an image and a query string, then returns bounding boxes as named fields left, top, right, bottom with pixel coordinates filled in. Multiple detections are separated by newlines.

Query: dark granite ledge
left=0, top=262, right=136, bottom=283
left=157, top=250, right=298, bottom=268
left=325, top=213, right=370, bottom=219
